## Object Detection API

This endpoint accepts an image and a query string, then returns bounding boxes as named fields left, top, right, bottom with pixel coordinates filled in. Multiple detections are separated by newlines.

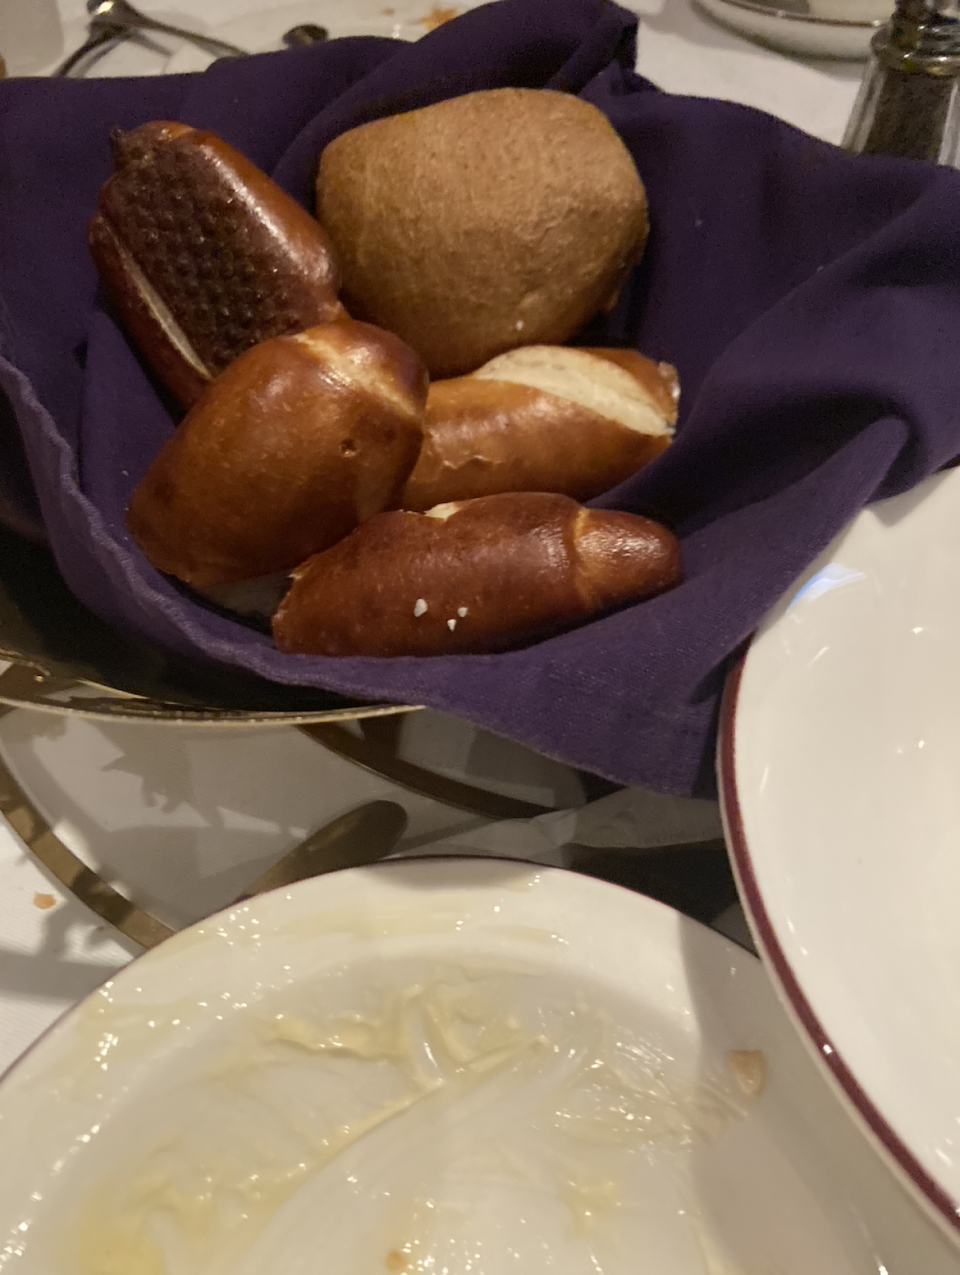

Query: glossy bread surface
left=92, top=121, right=343, bottom=404
left=126, top=319, right=427, bottom=588
left=273, top=492, right=681, bottom=656
left=403, top=347, right=676, bottom=510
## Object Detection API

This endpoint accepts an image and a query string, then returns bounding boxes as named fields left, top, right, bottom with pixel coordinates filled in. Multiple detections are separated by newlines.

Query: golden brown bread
left=91, top=121, right=344, bottom=408
left=316, top=89, right=648, bottom=378
left=272, top=492, right=682, bottom=657
left=401, top=345, right=678, bottom=511
left=126, top=319, right=427, bottom=589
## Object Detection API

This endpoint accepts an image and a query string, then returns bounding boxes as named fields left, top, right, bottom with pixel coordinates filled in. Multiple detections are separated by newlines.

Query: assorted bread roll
left=273, top=494, right=682, bottom=658
left=91, top=90, right=683, bottom=658
left=90, top=121, right=343, bottom=408
left=402, top=345, right=678, bottom=511
left=316, top=88, right=649, bottom=378
left=125, top=319, right=427, bottom=588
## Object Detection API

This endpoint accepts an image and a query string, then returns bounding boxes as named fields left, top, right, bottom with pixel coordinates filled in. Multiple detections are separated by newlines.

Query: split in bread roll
left=272, top=492, right=682, bottom=657
left=91, top=121, right=344, bottom=408
left=126, top=318, right=427, bottom=589
left=401, top=345, right=678, bottom=511
left=317, top=88, right=648, bottom=378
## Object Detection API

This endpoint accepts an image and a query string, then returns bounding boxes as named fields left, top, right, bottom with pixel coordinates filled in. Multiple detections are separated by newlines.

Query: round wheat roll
left=316, top=88, right=648, bottom=378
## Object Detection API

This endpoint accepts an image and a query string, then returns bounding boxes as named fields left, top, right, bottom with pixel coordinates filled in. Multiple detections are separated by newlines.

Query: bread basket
left=0, top=518, right=409, bottom=726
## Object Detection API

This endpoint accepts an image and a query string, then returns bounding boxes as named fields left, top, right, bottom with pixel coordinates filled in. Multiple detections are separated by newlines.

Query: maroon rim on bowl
left=718, top=652, right=960, bottom=1239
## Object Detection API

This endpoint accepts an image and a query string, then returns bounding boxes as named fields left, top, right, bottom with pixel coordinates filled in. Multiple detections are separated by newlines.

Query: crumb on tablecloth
left=416, top=6, right=459, bottom=30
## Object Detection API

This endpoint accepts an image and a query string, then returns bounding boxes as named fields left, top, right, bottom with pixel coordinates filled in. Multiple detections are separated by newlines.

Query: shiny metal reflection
left=0, top=737, right=408, bottom=951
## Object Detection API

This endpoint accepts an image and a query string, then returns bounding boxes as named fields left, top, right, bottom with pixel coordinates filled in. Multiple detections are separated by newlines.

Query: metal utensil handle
left=119, top=15, right=247, bottom=58
left=283, top=24, right=330, bottom=47
left=54, top=24, right=127, bottom=76
left=85, top=0, right=247, bottom=56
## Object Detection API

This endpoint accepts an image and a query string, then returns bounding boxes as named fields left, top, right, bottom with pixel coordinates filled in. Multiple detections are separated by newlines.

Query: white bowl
left=722, top=465, right=960, bottom=1241
left=695, top=0, right=884, bottom=59
left=1, top=858, right=956, bottom=1272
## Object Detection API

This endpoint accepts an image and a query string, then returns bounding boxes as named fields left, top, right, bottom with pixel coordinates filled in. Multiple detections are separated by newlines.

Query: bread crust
left=272, top=492, right=682, bottom=657
left=92, top=121, right=344, bottom=407
left=317, top=89, right=648, bottom=378
left=126, top=319, right=427, bottom=588
left=581, top=348, right=680, bottom=423
left=401, top=380, right=667, bottom=509
left=401, top=347, right=678, bottom=510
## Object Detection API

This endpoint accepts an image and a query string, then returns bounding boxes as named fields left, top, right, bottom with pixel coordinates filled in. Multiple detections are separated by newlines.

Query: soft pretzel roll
left=91, top=121, right=344, bottom=408
left=273, top=492, right=682, bottom=658
left=126, top=319, right=427, bottom=589
left=578, top=347, right=680, bottom=418
left=400, top=346, right=678, bottom=511
left=316, top=88, right=648, bottom=378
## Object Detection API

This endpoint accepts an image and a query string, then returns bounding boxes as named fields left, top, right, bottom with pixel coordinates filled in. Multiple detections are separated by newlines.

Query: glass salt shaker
left=844, top=1, right=960, bottom=165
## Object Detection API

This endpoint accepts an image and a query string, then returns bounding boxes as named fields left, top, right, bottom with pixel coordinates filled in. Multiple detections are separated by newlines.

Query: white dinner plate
left=721, top=464, right=960, bottom=1241
left=0, top=857, right=956, bottom=1273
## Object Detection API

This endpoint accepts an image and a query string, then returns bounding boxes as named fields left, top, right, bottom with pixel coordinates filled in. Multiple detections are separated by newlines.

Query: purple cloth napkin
left=1, top=0, right=960, bottom=797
